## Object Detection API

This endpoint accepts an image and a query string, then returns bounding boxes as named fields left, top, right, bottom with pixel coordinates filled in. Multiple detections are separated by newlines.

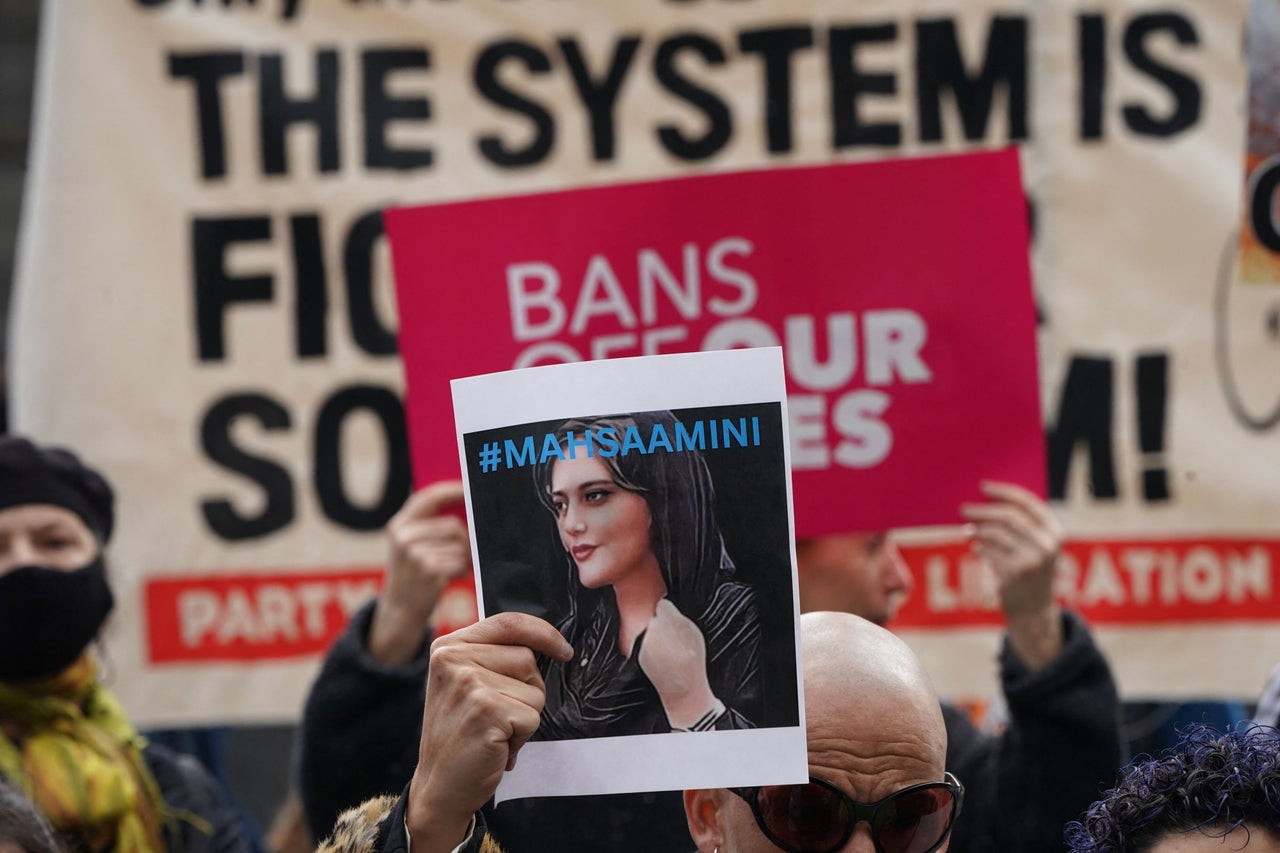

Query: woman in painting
left=531, top=411, right=763, bottom=740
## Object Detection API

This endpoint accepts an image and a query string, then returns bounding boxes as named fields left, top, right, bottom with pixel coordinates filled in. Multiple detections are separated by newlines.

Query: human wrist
left=1006, top=604, right=1064, bottom=671
left=406, top=776, right=475, bottom=853
left=368, top=598, right=433, bottom=666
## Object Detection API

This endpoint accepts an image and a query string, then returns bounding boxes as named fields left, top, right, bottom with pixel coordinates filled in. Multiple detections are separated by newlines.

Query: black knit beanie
left=0, top=436, right=115, bottom=542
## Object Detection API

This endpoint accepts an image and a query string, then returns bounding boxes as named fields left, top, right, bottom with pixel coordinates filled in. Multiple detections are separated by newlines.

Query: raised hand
left=369, top=481, right=471, bottom=666
left=961, top=481, right=1065, bottom=669
left=406, top=612, right=572, bottom=853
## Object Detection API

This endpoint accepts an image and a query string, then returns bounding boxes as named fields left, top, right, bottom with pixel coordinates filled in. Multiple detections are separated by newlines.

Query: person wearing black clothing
left=794, top=482, right=1124, bottom=853
left=299, top=480, right=1122, bottom=852
left=301, top=599, right=694, bottom=851
left=316, top=611, right=960, bottom=853
left=0, top=436, right=251, bottom=853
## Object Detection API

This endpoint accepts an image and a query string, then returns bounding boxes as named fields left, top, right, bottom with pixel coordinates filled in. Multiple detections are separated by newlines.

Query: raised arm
left=960, top=480, right=1064, bottom=670
left=299, top=481, right=471, bottom=839
left=949, top=481, right=1124, bottom=853
left=368, top=481, right=471, bottom=666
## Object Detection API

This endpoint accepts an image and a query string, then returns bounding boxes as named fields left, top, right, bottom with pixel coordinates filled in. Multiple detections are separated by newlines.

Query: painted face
left=795, top=532, right=914, bottom=626
left=1147, top=826, right=1280, bottom=852
left=550, top=454, right=655, bottom=590
left=0, top=504, right=99, bottom=576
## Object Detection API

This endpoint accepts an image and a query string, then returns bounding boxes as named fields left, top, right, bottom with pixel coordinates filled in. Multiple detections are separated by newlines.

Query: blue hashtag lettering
left=478, top=441, right=502, bottom=473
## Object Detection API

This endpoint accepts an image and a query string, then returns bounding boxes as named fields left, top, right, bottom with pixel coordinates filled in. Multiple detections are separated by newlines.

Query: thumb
left=654, top=598, right=679, bottom=620
left=507, top=733, right=531, bottom=771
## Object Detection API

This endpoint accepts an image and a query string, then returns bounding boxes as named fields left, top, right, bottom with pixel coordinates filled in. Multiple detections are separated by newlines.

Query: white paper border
left=451, top=348, right=807, bottom=800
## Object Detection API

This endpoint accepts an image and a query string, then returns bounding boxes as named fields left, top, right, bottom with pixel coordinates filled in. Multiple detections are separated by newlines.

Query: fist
left=638, top=599, right=717, bottom=729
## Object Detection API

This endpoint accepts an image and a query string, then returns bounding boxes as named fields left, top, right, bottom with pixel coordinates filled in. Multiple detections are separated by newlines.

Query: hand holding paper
left=406, top=612, right=572, bottom=853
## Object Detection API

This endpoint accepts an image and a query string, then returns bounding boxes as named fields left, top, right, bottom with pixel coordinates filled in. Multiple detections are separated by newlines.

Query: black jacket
left=300, top=603, right=1122, bottom=852
left=538, top=581, right=761, bottom=741
left=942, top=611, right=1124, bottom=853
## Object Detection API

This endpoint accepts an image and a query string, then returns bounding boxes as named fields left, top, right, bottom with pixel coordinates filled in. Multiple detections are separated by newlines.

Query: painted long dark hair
left=533, top=411, right=736, bottom=625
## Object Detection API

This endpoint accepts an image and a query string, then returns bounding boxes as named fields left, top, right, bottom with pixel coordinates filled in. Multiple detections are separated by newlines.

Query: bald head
left=801, top=611, right=940, bottom=707
left=801, top=611, right=947, bottom=787
left=686, top=611, right=952, bottom=852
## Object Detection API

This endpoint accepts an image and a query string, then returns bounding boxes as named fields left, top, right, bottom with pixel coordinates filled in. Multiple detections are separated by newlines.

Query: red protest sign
left=386, top=149, right=1042, bottom=537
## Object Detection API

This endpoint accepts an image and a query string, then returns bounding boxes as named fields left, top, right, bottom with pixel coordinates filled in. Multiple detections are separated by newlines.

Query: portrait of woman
left=528, top=411, right=764, bottom=740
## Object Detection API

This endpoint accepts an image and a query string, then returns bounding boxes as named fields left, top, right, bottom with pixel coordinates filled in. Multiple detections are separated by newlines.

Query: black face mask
left=0, top=557, right=114, bottom=681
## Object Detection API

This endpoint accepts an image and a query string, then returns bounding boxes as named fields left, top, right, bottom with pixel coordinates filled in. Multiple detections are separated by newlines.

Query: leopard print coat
left=317, top=795, right=504, bottom=853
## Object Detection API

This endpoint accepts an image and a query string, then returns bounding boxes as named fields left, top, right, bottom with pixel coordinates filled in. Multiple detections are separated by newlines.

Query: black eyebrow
left=33, top=521, right=79, bottom=534
left=551, top=479, right=613, bottom=496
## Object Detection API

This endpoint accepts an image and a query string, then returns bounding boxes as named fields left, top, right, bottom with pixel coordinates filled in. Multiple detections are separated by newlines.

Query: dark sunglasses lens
left=874, top=786, right=956, bottom=853
left=756, top=783, right=851, bottom=852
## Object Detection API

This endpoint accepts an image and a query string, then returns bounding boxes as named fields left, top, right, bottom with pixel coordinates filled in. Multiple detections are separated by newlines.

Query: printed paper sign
left=452, top=348, right=806, bottom=801
left=391, top=150, right=1043, bottom=539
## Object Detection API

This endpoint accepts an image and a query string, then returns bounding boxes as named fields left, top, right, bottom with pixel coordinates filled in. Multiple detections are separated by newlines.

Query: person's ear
left=684, top=788, right=725, bottom=852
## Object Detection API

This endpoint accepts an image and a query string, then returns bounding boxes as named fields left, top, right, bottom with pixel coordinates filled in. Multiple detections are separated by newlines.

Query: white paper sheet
left=451, top=348, right=806, bottom=802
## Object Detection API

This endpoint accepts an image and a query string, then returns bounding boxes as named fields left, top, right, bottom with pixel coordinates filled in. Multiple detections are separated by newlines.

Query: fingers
left=977, top=480, right=1058, bottom=530
left=507, top=732, right=533, bottom=772
left=393, top=513, right=468, bottom=546
left=967, top=520, right=1022, bottom=555
left=430, top=640, right=551, bottom=690
left=423, top=613, right=569, bottom=779
left=961, top=502, right=1037, bottom=538
left=390, top=513, right=472, bottom=580
left=392, top=480, right=466, bottom=528
left=412, top=621, right=551, bottom=838
left=961, top=504, right=1057, bottom=553
left=404, top=535, right=470, bottom=579
left=444, top=610, right=575, bottom=663
left=960, top=480, right=1062, bottom=555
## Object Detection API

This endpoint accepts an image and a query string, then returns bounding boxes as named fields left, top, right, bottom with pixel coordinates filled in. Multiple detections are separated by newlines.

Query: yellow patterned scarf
left=0, top=654, right=168, bottom=853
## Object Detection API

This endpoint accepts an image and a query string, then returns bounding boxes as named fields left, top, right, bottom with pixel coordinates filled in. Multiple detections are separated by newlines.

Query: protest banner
left=451, top=347, right=806, bottom=800
left=387, top=150, right=1043, bottom=537
left=8, top=0, right=1273, bottom=721
left=1240, top=0, right=1280, bottom=286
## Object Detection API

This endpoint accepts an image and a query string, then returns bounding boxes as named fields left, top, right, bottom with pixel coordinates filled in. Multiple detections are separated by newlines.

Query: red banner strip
left=895, top=538, right=1280, bottom=628
left=145, top=569, right=385, bottom=663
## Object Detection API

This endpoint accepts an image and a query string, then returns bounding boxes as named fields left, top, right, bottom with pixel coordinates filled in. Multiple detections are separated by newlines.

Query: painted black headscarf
left=534, top=410, right=737, bottom=626
left=532, top=410, right=761, bottom=740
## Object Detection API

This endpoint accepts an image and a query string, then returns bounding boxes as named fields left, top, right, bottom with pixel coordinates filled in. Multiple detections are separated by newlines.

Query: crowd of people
left=1, top=431, right=1276, bottom=853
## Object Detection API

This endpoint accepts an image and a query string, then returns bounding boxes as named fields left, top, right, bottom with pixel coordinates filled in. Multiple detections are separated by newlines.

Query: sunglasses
left=729, top=772, right=964, bottom=853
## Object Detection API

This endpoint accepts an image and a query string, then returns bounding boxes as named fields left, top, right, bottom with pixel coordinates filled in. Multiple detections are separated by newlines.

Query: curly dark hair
left=1065, top=725, right=1280, bottom=852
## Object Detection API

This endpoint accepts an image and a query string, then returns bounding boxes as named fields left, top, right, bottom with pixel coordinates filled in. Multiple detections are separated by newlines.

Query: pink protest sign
left=386, top=149, right=1042, bottom=537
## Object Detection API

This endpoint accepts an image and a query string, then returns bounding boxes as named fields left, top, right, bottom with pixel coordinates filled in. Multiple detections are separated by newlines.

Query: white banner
left=11, top=0, right=1269, bottom=723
